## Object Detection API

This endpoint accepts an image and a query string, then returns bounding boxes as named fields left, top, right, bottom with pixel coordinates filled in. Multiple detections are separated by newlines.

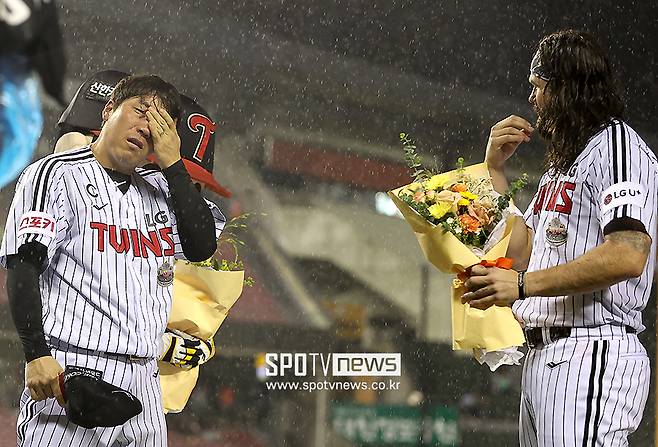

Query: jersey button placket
left=127, top=199, right=145, bottom=350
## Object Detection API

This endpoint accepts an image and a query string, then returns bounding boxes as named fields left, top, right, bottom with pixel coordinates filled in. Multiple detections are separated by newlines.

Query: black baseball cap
left=177, top=95, right=232, bottom=197
left=60, top=365, right=142, bottom=429
left=57, top=70, right=130, bottom=133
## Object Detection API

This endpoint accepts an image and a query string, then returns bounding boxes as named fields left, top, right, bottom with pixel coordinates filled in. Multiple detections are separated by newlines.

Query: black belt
left=48, top=337, right=149, bottom=362
left=524, top=326, right=636, bottom=348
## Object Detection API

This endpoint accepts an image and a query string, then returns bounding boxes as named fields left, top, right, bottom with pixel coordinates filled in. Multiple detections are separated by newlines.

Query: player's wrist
left=161, top=158, right=186, bottom=177
left=522, top=270, right=537, bottom=298
left=23, top=335, right=51, bottom=363
left=517, top=270, right=526, bottom=301
left=158, top=156, right=182, bottom=170
left=484, top=157, right=506, bottom=172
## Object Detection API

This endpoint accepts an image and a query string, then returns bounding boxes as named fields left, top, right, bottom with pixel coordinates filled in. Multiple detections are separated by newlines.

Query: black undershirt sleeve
left=6, top=241, right=51, bottom=362
left=162, top=160, right=217, bottom=261
left=603, top=216, right=648, bottom=236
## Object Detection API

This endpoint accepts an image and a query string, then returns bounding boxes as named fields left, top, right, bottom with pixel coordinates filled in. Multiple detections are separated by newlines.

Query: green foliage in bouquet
left=187, top=213, right=257, bottom=287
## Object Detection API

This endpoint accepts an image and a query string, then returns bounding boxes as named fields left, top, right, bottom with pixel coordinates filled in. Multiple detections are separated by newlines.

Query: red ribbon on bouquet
left=457, top=257, right=514, bottom=282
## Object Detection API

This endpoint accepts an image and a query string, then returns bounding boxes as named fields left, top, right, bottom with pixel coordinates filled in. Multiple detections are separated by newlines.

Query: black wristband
left=517, top=270, right=526, bottom=300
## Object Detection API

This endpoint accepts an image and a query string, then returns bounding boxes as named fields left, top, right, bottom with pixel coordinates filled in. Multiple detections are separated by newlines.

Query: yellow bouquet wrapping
left=388, top=162, right=525, bottom=365
left=160, top=261, right=245, bottom=413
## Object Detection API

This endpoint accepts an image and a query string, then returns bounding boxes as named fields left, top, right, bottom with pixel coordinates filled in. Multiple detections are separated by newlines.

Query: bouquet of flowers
left=389, top=133, right=527, bottom=370
left=161, top=214, right=253, bottom=413
left=396, top=133, right=527, bottom=255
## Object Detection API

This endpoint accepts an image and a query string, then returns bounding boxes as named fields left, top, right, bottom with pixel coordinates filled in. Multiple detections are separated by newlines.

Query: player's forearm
left=524, top=232, right=650, bottom=297
left=487, top=166, right=509, bottom=196
left=489, top=166, right=531, bottom=269
left=163, top=160, right=216, bottom=261
left=506, top=220, right=532, bottom=270
left=6, top=257, right=50, bottom=362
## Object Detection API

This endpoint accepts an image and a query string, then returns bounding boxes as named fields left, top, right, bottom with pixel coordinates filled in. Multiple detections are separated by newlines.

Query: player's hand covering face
left=146, top=100, right=181, bottom=169
left=98, top=96, right=158, bottom=173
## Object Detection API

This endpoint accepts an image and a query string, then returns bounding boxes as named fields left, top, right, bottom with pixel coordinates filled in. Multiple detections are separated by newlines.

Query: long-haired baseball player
left=1, top=75, right=226, bottom=446
left=462, top=30, right=657, bottom=445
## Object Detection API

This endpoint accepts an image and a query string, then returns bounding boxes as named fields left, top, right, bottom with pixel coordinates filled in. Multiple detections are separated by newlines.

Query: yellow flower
left=459, top=191, right=478, bottom=200
left=457, top=198, right=470, bottom=207
left=428, top=202, right=453, bottom=219
left=423, top=174, right=450, bottom=191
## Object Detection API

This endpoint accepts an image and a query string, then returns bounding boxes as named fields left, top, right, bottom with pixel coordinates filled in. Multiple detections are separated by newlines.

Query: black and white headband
left=530, top=50, right=552, bottom=81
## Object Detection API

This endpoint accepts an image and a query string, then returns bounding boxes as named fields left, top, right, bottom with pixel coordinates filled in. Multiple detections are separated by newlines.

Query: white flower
left=455, top=227, right=462, bottom=234
left=446, top=217, right=454, bottom=224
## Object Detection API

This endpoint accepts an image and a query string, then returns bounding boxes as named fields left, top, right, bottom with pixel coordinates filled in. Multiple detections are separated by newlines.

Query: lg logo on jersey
left=145, top=211, right=168, bottom=227
left=89, top=222, right=175, bottom=258
left=603, top=188, right=642, bottom=205
left=600, top=182, right=646, bottom=216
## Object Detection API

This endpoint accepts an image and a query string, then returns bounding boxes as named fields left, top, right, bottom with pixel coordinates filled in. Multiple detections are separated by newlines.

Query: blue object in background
left=0, top=54, right=43, bottom=191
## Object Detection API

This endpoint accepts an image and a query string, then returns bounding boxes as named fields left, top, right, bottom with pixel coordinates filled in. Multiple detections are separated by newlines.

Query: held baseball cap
left=59, top=365, right=142, bottom=429
left=177, top=95, right=232, bottom=197
left=57, top=70, right=130, bottom=133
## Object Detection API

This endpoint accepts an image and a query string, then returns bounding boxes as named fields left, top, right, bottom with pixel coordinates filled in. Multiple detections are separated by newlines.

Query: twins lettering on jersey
left=533, top=180, right=576, bottom=215
left=90, top=222, right=174, bottom=258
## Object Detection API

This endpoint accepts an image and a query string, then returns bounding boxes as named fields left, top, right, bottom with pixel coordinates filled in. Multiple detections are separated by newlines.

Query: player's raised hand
left=485, top=115, right=534, bottom=170
left=146, top=101, right=181, bottom=169
left=25, top=355, right=65, bottom=407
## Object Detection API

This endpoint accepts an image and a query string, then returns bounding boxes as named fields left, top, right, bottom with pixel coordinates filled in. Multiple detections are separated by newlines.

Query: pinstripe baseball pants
left=520, top=325, right=649, bottom=447
left=16, top=347, right=166, bottom=447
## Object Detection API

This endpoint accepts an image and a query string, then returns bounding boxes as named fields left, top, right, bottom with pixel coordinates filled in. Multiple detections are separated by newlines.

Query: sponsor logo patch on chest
left=545, top=218, right=568, bottom=247
left=157, top=261, right=174, bottom=287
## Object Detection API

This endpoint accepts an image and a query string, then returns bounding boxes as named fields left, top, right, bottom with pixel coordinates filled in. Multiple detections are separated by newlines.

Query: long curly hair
left=533, top=30, right=624, bottom=174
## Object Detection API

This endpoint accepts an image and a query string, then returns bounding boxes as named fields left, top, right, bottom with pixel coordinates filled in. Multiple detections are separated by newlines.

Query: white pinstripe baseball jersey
left=513, top=119, right=658, bottom=331
left=0, top=146, right=225, bottom=358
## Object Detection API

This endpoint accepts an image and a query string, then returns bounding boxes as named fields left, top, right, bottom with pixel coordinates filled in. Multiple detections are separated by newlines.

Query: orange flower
left=459, top=214, right=481, bottom=233
left=468, top=203, right=492, bottom=226
left=413, top=190, right=426, bottom=203
left=451, top=183, right=468, bottom=193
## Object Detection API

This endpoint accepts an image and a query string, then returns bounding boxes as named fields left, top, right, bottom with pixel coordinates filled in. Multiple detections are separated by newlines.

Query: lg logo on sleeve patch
left=600, top=182, right=645, bottom=215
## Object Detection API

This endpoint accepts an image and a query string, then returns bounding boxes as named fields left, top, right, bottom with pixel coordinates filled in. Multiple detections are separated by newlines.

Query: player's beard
left=532, top=100, right=572, bottom=173
left=532, top=101, right=549, bottom=140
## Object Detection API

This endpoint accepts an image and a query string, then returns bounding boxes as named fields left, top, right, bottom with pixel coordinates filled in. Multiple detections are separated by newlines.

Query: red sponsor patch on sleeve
left=17, top=211, right=57, bottom=238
